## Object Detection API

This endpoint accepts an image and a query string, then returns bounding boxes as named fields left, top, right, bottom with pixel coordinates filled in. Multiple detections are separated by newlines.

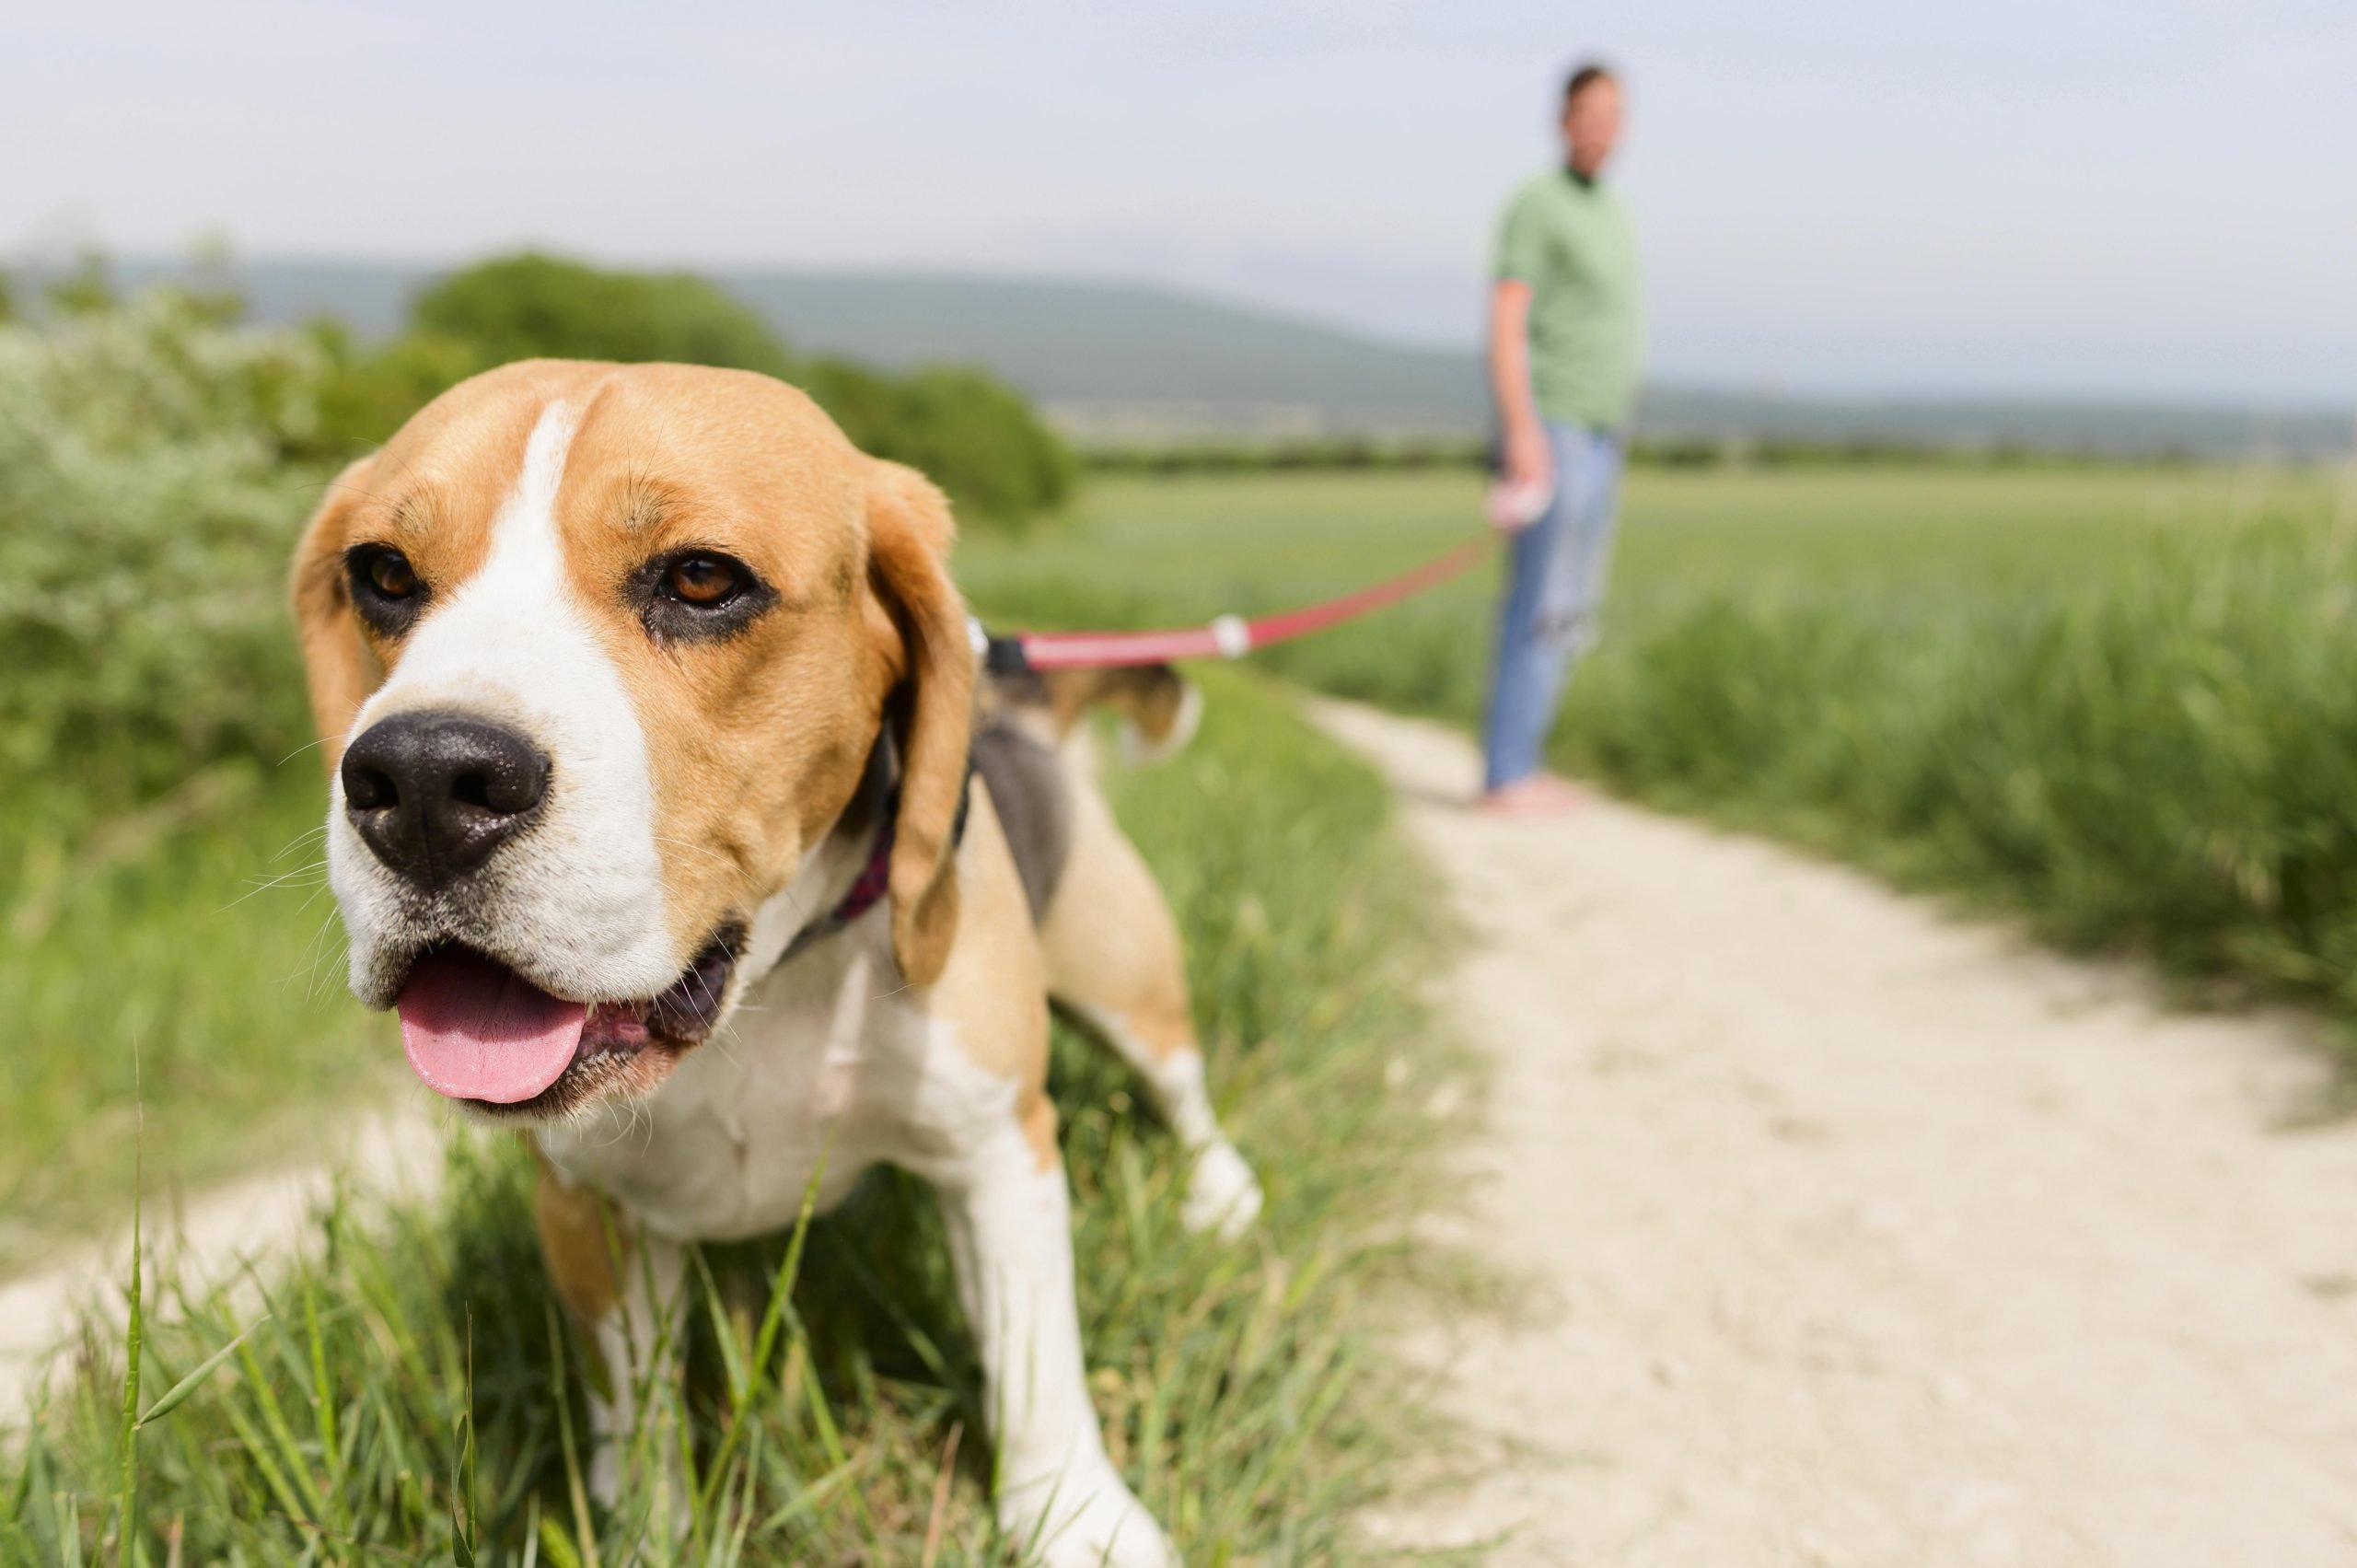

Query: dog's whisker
left=276, top=906, right=344, bottom=993
left=312, top=931, right=354, bottom=1003
left=651, top=834, right=733, bottom=869
left=245, top=864, right=330, bottom=884
left=221, top=860, right=332, bottom=912
left=266, top=823, right=331, bottom=861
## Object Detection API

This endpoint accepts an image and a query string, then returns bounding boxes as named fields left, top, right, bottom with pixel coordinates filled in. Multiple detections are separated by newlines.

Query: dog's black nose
left=341, top=712, right=551, bottom=887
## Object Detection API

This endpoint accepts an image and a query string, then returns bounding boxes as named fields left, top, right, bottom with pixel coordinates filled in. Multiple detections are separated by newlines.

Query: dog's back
left=971, top=661, right=1199, bottom=926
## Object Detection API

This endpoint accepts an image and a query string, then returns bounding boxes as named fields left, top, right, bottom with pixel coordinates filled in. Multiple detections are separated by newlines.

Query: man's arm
left=1488, top=279, right=1550, bottom=493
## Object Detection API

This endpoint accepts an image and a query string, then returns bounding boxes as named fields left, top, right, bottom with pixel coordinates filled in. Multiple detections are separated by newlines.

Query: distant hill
left=721, top=271, right=1490, bottom=439
left=116, top=257, right=2357, bottom=459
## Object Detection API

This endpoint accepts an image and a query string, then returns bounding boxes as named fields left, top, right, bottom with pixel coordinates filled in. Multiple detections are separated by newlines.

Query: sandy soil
left=1312, top=698, right=2357, bottom=1568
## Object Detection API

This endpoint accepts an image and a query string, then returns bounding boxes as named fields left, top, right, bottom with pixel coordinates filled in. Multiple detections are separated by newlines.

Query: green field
left=969, top=463, right=2357, bottom=1048
left=967, top=465, right=2325, bottom=709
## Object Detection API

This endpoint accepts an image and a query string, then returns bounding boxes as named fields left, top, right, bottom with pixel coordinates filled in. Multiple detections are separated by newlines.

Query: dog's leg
left=1065, top=997, right=1263, bottom=1240
left=1039, top=789, right=1264, bottom=1240
left=594, top=1229, right=688, bottom=1522
left=534, top=1160, right=687, bottom=1517
left=936, top=1098, right=1177, bottom=1568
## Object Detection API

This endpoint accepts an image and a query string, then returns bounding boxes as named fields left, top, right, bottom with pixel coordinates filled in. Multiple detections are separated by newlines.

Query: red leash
left=1007, top=536, right=1494, bottom=670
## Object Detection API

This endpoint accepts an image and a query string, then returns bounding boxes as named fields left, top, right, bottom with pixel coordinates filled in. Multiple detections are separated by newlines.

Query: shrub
left=806, top=359, right=1075, bottom=528
left=303, top=319, right=487, bottom=462
left=0, top=287, right=324, bottom=806
left=409, top=250, right=798, bottom=379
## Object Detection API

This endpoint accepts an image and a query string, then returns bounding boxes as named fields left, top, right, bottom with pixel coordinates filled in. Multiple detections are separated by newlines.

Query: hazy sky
left=10, top=0, right=2355, bottom=403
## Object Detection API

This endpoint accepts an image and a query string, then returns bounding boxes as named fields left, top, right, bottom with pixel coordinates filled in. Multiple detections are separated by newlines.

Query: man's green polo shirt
left=1492, top=168, right=1644, bottom=430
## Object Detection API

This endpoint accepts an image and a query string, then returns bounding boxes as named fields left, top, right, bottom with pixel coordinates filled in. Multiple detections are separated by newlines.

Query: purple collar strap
left=772, top=749, right=972, bottom=971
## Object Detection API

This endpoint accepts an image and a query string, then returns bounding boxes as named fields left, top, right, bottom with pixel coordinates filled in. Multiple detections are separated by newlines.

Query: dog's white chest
left=535, top=922, right=1016, bottom=1241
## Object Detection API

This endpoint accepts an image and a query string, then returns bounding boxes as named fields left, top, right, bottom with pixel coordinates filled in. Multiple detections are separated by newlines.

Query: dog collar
left=773, top=749, right=974, bottom=971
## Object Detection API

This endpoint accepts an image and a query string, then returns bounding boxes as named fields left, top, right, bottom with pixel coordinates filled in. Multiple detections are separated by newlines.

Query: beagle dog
left=290, top=359, right=1262, bottom=1566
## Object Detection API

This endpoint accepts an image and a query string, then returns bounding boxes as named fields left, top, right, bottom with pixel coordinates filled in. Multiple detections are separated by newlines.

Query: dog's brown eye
left=664, top=554, right=740, bottom=606
left=346, top=544, right=428, bottom=634
left=368, top=552, right=417, bottom=599
left=639, top=549, right=771, bottom=643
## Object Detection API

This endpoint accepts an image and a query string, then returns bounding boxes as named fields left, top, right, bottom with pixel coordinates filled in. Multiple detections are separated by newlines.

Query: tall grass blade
left=113, top=1057, right=143, bottom=1568
left=136, top=1316, right=272, bottom=1427
left=448, top=1312, right=477, bottom=1567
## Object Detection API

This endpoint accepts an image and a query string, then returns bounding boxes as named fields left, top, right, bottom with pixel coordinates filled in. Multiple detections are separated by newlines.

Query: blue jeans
left=1482, top=423, right=1624, bottom=791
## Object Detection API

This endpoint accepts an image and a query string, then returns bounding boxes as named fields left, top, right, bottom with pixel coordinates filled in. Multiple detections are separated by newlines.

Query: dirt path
left=1312, top=699, right=2357, bottom=1568
left=0, top=1106, right=447, bottom=1421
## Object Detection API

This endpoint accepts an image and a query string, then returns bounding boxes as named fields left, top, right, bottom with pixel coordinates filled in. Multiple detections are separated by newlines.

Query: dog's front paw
left=1001, top=1460, right=1177, bottom=1568
left=1181, top=1139, right=1263, bottom=1240
left=588, top=1436, right=695, bottom=1539
left=588, top=1441, right=623, bottom=1511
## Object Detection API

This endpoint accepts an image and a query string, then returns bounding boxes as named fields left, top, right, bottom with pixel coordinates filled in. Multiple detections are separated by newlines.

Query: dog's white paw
left=588, top=1436, right=694, bottom=1538
left=588, top=1441, right=622, bottom=1510
left=1181, top=1139, right=1264, bottom=1240
left=1001, top=1461, right=1177, bottom=1568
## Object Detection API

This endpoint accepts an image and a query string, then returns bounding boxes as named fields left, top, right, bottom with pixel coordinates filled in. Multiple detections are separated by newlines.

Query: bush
left=410, top=250, right=798, bottom=379
left=303, top=319, right=486, bottom=463
left=0, top=287, right=324, bottom=805
left=807, top=359, right=1074, bottom=527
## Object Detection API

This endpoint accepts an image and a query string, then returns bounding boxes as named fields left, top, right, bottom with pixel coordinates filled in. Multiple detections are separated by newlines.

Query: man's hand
left=1503, top=419, right=1553, bottom=493
left=1484, top=419, right=1555, bottom=532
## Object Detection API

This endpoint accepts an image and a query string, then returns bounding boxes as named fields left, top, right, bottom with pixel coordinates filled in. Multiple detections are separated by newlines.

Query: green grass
left=967, top=463, right=2357, bottom=1040
left=4, top=667, right=1476, bottom=1564
left=964, top=465, right=2334, bottom=726
left=965, top=464, right=2334, bottom=712
left=0, top=770, right=399, bottom=1273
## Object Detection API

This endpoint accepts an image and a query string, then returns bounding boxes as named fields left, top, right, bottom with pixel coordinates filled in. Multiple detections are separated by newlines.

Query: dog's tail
left=1034, top=665, right=1202, bottom=764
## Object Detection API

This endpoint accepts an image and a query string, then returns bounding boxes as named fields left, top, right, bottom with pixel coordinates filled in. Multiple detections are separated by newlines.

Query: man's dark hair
left=1563, top=62, right=1619, bottom=105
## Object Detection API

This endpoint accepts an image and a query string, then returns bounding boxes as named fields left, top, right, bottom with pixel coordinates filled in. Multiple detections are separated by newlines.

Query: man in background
left=1480, top=62, right=1643, bottom=814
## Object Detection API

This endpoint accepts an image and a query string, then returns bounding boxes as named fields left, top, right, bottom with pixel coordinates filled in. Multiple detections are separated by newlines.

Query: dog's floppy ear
left=866, top=459, right=976, bottom=988
left=287, top=456, right=382, bottom=770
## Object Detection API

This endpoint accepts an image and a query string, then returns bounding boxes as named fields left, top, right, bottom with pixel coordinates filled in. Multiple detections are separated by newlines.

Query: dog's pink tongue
left=396, top=948, right=586, bottom=1104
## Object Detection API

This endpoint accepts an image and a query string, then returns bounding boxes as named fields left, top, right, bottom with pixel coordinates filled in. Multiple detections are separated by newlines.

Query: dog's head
left=291, top=360, right=974, bottom=1121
